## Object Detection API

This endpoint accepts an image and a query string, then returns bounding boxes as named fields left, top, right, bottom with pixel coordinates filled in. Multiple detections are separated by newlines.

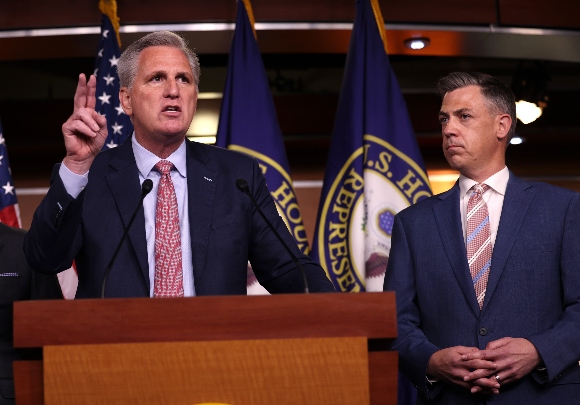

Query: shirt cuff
left=426, top=375, right=440, bottom=385
left=59, top=162, right=88, bottom=199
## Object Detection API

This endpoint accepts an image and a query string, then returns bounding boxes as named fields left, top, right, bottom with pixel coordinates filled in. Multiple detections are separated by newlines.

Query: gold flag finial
left=241, top=0, right=257, bottom=40
left=370, top=0, right=388, bottom=53
left=99, top=0, right=122, bottom=47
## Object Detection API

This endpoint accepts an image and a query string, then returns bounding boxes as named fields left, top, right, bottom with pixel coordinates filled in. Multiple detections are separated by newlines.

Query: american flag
left=56, top=1, right=130, bottom=300
left=0, top=119, right=21, bottom=228
left=93, top=1, right=133, bottom=150
left=0, top=120, right=76, bottom=299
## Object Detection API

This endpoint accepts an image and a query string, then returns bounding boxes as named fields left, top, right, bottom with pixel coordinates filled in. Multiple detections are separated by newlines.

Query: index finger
left=73, top=73, right=89, bottom=111
left=462, top=349, right=495, bottom=362
left=462, top=361, right=498, bottom=381
left=85, top=74, right=98, bottom=110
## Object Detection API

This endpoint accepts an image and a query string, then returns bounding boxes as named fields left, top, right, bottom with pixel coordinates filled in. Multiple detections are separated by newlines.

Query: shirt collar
left=132, top=135, right=187, bottom=178
left=459, top=166, right=509, bottom=199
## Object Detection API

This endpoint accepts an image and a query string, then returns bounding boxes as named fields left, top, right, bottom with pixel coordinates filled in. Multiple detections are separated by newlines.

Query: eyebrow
left=175, top=70, right=193, bottom=77
left=439, top=107, right=474, bottom=117
left=147, top=70, right=193, bottom=78
left=147, top=70, right=167, bottom=78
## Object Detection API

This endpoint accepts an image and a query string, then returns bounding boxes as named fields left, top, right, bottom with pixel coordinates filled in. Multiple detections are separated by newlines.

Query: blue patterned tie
left=466, top=184, right=492, bottom=309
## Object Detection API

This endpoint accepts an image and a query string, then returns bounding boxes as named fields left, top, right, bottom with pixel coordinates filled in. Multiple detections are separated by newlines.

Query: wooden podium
left=13, top=292, right=398, bottom=405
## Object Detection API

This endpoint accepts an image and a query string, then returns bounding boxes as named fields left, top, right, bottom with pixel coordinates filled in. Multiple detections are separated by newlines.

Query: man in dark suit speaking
left=384, top=72, right=580, bottom=404
left=24, top=31, right=333, bottom=298
left=0, top=223, right=62, bottom=404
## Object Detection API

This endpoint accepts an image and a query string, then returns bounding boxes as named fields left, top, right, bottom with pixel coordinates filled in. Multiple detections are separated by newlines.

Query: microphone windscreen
left=142, top=179, right=153, bottom=195
left=236, top=178, right=249, bottom=193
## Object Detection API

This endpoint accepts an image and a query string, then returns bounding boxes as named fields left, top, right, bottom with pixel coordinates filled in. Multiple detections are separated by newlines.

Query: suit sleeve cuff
left=422, top=374, right=443, bottom=399
left=531, top=365, right=549, bottom=385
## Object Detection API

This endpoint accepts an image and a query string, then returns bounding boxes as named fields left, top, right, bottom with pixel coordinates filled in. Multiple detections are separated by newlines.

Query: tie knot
left=473, top=183, right=490, bottom=196
left=155, top=160, right=174, bottom=175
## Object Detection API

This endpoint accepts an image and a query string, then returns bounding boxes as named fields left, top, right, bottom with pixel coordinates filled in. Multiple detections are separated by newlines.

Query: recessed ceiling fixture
left=511, top=61, right=549, bottom=124
left=515, top=100, right=543, bottom=125
left=510, top=135, right=524, bottom=145
left=404, top=37, right=430, bottom=50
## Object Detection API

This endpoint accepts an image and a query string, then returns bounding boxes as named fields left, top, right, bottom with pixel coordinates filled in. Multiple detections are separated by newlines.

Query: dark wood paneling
left=1, top=0, right=499, bottom=30
left=0, top=1, right=100, bottom=28
left=499, top=0, right=580, bottom=29
left=117, top=0, right=237, bottom=24
left=381, top=0, right=496, bottom=24
left=8, top=0, right=580, bottom=32
left=0, top=36, right=101, bottom=61
left=369, top=352, right=398, bottom=405
left=12, top=361, right=43, bottom=405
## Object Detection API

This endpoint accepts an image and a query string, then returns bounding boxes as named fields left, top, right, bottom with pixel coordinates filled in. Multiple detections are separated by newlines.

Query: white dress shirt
left=458, top=166, right=509, bottom=248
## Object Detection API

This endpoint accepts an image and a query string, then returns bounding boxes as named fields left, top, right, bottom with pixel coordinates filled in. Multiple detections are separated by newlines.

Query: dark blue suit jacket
left=0, top=223, right=62, bottom=404
left=384, top=173, right=580, bottom=404
left=24, top=138, right=334, bottom=298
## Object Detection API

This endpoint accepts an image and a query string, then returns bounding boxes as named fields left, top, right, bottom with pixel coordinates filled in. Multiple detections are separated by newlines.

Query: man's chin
left=159, top=129, right=188, bottom=140
left=444, top=155, right=463, bottom=171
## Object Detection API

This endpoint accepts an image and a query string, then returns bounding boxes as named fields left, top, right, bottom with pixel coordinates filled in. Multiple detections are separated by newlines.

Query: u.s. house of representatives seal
left=229, top=144, right=309, bottom=294
left=317, top=134, right=431, bottom=292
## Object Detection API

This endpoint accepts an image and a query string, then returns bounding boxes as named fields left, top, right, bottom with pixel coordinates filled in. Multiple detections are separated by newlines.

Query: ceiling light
left=404, top=37, right=430, bottom=50
left=511, top=61, right=549, bottom=124
left=510, top=135, right=524, bottom=145
left=515, top=100, right=543, bottom=125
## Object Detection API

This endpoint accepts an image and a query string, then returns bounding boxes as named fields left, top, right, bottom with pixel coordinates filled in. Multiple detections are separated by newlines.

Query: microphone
left=101, top=179, right=153, bottom=298
left=236, top=178, right=309, bottom=293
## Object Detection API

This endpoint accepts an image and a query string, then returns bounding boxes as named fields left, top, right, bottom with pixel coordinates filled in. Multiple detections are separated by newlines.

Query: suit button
left=479, top=327, right=488, bottom=336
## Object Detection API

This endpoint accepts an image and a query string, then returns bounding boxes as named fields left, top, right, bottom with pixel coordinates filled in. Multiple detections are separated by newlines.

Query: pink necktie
left=466, top=184, right=492, bottom=309
left=153, top=160, right=184, bottom=298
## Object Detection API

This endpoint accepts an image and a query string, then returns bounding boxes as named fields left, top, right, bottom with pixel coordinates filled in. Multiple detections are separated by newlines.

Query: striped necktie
left=466, top=184, right=492, bottom=309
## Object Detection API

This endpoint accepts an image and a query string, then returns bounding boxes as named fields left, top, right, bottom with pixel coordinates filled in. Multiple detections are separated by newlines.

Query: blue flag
left=0, top=119, right=20, bottom=227
left=94, top=0, right=133, bottom=150
left=311, top=2, right=430, bottom=402
left=216, top=0, right=310, bottom=293
left=312, top=0, right=431, bottom=294
left=216, top=0, right=309, bottom=294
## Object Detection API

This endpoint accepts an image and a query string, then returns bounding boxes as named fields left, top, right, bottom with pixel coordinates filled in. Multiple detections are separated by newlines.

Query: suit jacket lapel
left=433, top=183, right=482, bottom=316
left=186, top=141, right=216, bottom=291
left=482, top=173, right=534, bottom=310
left=105, top=140, right=150, bottom=286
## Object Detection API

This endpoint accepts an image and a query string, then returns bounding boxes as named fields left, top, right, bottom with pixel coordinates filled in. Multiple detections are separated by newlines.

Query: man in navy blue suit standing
left=24, top=31, right=333, bottom=298
left=384, top=71, right=580, bottom=404
left=0, top=223, right=62, bottom=404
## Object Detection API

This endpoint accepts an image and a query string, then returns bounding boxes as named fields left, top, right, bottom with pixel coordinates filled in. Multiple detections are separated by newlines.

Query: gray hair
left=437, top=71, right=517, bottom=142
left=117, top=31, right=200, bottom=92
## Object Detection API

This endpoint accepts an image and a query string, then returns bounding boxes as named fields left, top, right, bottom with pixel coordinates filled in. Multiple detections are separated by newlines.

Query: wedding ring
left=495, top=374, right=501, bottom=384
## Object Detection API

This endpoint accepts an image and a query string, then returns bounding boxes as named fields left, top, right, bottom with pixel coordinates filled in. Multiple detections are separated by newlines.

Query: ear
left=119, top=87, right=132, bottom=116
left=496, top=114, right=512, bottom=141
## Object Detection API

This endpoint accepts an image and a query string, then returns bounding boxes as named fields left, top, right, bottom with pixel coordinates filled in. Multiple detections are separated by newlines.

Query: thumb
left=486, top=337, right=511, bottom=350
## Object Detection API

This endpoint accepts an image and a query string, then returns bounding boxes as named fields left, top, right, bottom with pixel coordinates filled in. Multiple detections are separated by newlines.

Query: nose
left=442, top=117, right=456, bottom=138
left=164, top=78, right=179, bottom=98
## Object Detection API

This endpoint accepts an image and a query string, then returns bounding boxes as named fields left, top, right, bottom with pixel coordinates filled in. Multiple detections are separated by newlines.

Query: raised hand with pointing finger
left=62, top=73, right=108, bottom=175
